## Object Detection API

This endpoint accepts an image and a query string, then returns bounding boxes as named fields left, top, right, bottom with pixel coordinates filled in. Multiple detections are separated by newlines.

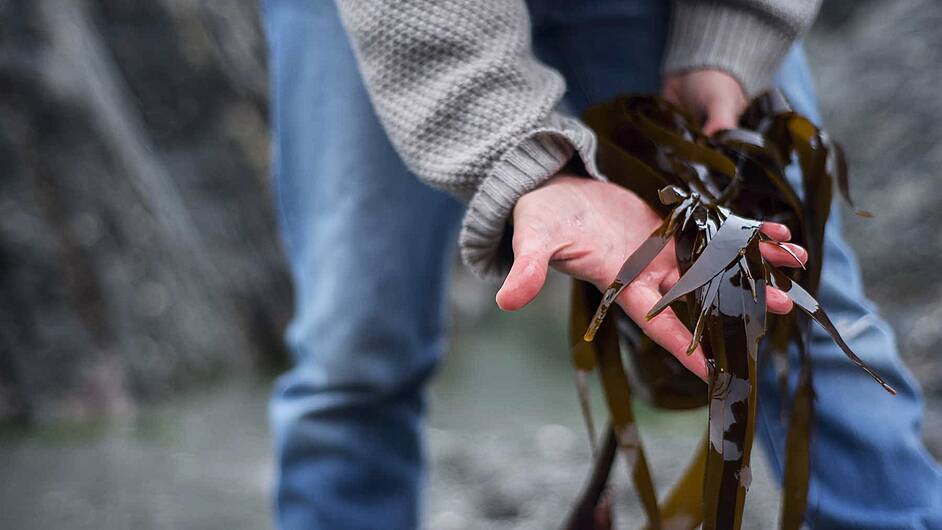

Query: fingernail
left=769, top=288, right=788, bottom=305
left=763, top=222, right=790, bottom=240
left=787, top=244, right=807, bottom=262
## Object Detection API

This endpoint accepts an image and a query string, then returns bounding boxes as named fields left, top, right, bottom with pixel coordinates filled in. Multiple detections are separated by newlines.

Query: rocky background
left=0, top=0, right=289, bottom=425
left=0, top=0, right=940, bottom=528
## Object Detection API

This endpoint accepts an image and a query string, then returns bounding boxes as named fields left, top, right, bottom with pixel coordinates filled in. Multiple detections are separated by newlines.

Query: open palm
left=496, top=175, right=807, bottom=380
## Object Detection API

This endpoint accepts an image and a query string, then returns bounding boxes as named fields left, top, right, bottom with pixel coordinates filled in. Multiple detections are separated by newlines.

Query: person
left=261, top=0, right=942, bottom=528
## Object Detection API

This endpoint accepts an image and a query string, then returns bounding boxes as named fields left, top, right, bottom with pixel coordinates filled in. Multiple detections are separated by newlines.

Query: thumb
left=702, top=97, right=740, bottom=136
left=495, top=232, right=553, bottom=311
left=496, top=253, right=550, bottom=311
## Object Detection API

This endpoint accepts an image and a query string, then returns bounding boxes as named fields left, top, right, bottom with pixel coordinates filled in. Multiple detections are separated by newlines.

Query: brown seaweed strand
left=701, top=296, right=727, bottom=530
left=633, top=110, right=737, bottom=180
left=641, top=439, right=708, bottom=530
left=574, top=368, right=597, bottom=451
left=769, top=269, right=896, bottom=394
left=563, top=425, right=617, bottom=530
left=584, top=218, right=676, bottom=341
left=591, top=133, right=673, bottom=211
left=737, top=255, right=758, bottom=302
left=788, top=115, right=832, bottom=293
left=702, top=256, right=763, bottom=530
left=732, top=242, right=767, bottom=524
left=569, top=282, right=661, bottom=529
left=827, top=137, right=873, bottom=218
left=781, top=317, right=814, bottom=530
left=699, top=241, right=766, bottom=530
left=572, top=91, right=885, bottom=530
left=769, top=240, right=806, bottom=270
left=566, top=282, right=611, bottom=529
left=570, top=283, right=600, bottom=448
left=647, top=214, right=761, bottom=320
left=593, top=298, right=662, bottom=529
left=687, top=274, right=722, bottom=355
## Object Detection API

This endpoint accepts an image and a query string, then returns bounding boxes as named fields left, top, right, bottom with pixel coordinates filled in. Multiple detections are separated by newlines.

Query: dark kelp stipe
left=564, top=91, right=894, bottom=530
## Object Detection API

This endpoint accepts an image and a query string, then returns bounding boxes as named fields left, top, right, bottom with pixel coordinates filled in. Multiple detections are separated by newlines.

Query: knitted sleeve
left=664, top=0, right=823, bottom=96
left=333, top=0, right=604, bottom=279
left=334, top=0, right=819, bottom=279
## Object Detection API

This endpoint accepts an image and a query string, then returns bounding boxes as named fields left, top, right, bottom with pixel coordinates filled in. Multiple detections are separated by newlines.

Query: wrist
left=664, top=1, right=795, bottom=96
left=459, top=113, right=606, bottom=280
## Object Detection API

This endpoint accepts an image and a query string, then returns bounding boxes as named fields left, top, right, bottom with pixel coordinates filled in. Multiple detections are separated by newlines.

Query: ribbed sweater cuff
left=664, top=1, right=794, bottom=97
left=459, top=112, right=604, bottom=280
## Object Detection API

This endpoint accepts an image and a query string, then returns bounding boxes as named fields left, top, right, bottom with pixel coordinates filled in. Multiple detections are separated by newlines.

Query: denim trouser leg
left=263, top=1, right=463, bottom=529
left=757, top=52, right=942, bottom=530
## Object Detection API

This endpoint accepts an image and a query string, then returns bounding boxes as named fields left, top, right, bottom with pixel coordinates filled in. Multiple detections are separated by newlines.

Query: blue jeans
left=262, top=1, right=942, bottom=528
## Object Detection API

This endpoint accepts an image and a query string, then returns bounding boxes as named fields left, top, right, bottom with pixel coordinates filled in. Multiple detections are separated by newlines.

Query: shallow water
left=0, top=274, right=784, bottom=529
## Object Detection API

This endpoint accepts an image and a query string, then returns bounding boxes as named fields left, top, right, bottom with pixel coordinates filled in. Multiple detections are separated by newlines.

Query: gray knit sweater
left=334, top=0, right=822, bottom=279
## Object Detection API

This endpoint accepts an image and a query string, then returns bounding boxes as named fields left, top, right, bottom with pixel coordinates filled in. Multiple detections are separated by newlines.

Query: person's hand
left=496, top=175, right=806, bottom=381
left=662, top=69, right=748, bottom=136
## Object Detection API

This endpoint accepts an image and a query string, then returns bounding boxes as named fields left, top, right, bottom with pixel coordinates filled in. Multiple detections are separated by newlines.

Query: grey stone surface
left=0, top=1, right=290, bottom=424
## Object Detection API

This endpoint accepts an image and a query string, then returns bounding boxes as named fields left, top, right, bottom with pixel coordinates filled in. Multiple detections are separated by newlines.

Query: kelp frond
left=565, top=91, right=893, bottom=530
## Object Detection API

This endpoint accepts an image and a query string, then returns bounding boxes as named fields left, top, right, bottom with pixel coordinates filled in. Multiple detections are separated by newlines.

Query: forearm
left=333, top=0, right=822, bottom=280
left=334, top=0, right=603, bottom=278
left=664, top=0, right=823, bottom=95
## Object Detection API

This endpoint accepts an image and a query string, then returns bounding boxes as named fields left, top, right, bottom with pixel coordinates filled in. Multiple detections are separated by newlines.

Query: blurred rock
left=0, top=0, right=290, bottom=424
left=816, top=0, right=880, bottom=29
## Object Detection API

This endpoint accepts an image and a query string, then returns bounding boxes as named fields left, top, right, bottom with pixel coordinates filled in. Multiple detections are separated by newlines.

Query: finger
left=496, top=254, right=550, bottom=311
left=622, top=284, right=791, bottom=383
left=659, top=268, right=680, bottom=294
left=617, top=281, right=709, bottom=382
left=760, top=241, right=807, bottom=268
left=766, top=286, right=794, bottom=314
left=496, top=225, right=555, bottom=311
left=658, top=245, right=805, bottom=294
left=703, top=97, right=740, bottom=136
left=661, top=85, right=681, bottom=107
left=759, top=222, right=791, bottom=242
left=658, top=236, right=803, bottom=293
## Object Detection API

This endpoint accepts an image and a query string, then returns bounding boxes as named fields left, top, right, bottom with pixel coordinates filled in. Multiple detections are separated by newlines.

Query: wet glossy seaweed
left=565, top=91, right=893, bottom=530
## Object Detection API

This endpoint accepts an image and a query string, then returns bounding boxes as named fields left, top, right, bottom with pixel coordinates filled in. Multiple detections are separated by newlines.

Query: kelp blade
left=569, top=282, right=661, bottom=529
left=780, top=319, right=814, bottom=530
left=567, top=91, right=893, bottom=530
left=769, top=269, right=895, bottom=394
left=647, top=214, right=761, bottom=320
left=584, top=218, right=676, bottom=342
left=700, top=246, right=765, bottom=530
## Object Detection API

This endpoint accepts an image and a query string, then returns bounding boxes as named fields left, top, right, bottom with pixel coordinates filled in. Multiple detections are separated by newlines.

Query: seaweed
left=564, top=91, right=894, bottom=530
